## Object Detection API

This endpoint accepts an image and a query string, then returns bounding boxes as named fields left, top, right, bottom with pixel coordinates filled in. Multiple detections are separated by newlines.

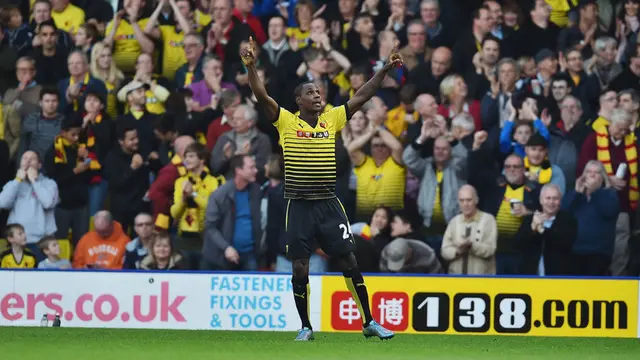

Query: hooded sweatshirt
left=0, top=176, right=59, bottom=244
left=72, top=221, right=131, bottom=269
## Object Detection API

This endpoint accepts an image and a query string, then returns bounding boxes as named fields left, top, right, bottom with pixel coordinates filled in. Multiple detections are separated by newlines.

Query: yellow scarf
left=171, top=154, right=187, bottom=176
left=81, top=113, right=103, bottom=177
left=69, top=73, right=90, bottom=111
left=185, top=72, right=194, bottom=86
left=524, top=157, right=552, bottom=184
left=596, top=127, right=639, bottom=209
left=54, top=136, right=76, bottom=164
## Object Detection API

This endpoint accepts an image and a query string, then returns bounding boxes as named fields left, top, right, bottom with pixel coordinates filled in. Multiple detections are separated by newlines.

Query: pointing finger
left=249, top=36, right=254, bottom=49
left=392, top=40, right=399, bottom=54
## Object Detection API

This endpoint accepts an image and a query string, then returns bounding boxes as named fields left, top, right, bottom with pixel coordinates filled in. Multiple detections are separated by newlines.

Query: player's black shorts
left=284, top=197, right=356, bottom=260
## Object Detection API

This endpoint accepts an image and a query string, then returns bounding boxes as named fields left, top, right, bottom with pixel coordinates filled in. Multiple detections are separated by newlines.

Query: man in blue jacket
left=57, top=50, right=107, bottom=115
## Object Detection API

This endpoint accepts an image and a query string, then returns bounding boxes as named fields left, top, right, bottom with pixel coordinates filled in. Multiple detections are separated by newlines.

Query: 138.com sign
left=320, top=276, right=639, bottom=338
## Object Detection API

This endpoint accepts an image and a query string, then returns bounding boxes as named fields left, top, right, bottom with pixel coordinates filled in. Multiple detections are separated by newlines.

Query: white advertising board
left=0, top=271, right=322, bottom=331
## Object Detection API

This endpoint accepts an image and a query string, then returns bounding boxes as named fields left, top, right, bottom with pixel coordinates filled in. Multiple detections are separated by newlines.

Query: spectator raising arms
left=0, top=151, right=58, bottom=260
left=44, top=115, right=91, bottom=246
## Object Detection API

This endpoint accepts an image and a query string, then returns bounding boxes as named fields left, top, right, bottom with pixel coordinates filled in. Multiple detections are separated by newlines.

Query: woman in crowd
left=438, top=74, right=482, bottom=130
left=140, top=232, right=185, bottom=270
left=90, top=42, right=125, bottom=119
left=286, top=0, right=314, bottom=49
left=562, top=160, right=620, bottom=276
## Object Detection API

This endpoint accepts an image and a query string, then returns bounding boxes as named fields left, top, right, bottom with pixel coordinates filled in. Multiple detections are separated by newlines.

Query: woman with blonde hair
left=90, top=42, right=125, bottom=118
left=563, top=160, right=619, bottom=276
left=286, top=0, right=315, bottom=49
left=140, top=232, right=185, bottom=270
left=438, top=74, right=482, bottom=131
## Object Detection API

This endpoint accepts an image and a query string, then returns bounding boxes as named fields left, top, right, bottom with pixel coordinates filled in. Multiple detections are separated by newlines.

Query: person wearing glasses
left=124, top=213, right=155, bottom=269
left=468, top=131, right=538, bottom=275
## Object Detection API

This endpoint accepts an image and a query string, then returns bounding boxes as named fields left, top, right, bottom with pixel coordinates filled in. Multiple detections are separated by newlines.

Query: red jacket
left=206, top=116, right=233, bottom=151
left=438, top=100, right=482, bottom=131
left=148, top=155, right=187, bottom=229
left=232, top=8, right=266, bottom=45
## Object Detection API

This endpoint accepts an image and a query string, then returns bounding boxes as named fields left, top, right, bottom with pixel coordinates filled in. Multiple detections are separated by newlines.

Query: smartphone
left=84, top=158, right=92, bottom=164
left=465, top=226, right=471, bottom=238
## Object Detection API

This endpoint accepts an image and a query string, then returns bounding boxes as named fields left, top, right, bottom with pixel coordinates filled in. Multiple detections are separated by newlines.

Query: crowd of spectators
left=0, top=0, right=639, bottom=277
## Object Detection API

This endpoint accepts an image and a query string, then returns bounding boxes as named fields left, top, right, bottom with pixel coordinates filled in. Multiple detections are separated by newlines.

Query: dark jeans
left=200, top=252, right=258, bottom=271
left=55, top=206, right=89, bottom=246
left=175, top=234, right=203, bottom=270
left=571, top=253, right=611, bottom=276
left=496, top=253, right=520, bottom=275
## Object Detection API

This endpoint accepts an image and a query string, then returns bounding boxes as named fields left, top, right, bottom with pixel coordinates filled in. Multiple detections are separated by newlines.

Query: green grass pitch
left=2, top=327, right=640, bottom=359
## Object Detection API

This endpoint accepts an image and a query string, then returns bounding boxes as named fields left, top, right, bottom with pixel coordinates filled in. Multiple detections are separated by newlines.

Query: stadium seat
left=58, top=239, right=72, bottom=260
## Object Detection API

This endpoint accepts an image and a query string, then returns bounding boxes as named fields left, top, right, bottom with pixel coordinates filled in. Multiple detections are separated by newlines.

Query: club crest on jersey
left=297, top=130, right=330, bottom=139
left=319, top=121, right=327, bottom=129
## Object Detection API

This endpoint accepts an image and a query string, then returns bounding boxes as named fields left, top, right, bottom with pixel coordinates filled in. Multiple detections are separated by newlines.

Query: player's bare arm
left=242, top=36, right=279, bottom=122
left=346, top=41, right=403, bottom=117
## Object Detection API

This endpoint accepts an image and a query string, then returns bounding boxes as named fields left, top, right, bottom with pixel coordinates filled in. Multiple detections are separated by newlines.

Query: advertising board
left=321, top=276, right=639, bottom=338
left=0, top=271, right=321, bottom=331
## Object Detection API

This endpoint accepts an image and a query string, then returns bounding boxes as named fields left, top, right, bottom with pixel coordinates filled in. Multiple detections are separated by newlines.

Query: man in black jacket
left=44, top=115, right=91, bottom=245
left=116, top=81, right=159, bottom=162
left=105, top=121, right=151, bottom=235
left=517, top=183, right=577, bottom=275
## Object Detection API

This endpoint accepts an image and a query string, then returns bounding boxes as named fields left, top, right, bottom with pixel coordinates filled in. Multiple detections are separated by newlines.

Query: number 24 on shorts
left=412, top=292, right=532, bottom=333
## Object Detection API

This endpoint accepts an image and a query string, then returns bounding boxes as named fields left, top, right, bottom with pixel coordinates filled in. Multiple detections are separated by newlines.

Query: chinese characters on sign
left=331, top=291, right=408, bottom=331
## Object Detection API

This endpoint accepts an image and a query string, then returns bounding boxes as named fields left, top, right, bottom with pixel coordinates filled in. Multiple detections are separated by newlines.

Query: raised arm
left=242, top=37, right=279, bottom=122
left=347, top=123, right=377, bottom=166
left=169, top=0, right=193, bottom=34
left=347, top=42, right=403, bottom=117
left=378, top=126, right=403, bottom=164
left=144, top=0, right=164, bottom=39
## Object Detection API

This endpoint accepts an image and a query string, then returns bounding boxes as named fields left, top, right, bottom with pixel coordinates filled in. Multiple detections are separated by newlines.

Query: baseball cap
left=117, top=80, right=150, bottom=102
left=535, top=48, right=556, bottom=64
left=383, top=238, right=410, bottom=272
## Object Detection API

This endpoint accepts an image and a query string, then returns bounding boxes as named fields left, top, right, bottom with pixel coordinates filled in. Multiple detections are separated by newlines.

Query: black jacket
left=116, top=112, right=159, bottom=160
left=517, top=211, right=577, bottom=276
left=104, top=146, right=150, bottom=216
left=79, top=112, right=115, bottom=167
left=43, top=142, right=90, bottom=208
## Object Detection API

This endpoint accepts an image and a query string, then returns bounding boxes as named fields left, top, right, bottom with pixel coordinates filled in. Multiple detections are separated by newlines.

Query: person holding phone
left=441, top=185, right=498, bottom=275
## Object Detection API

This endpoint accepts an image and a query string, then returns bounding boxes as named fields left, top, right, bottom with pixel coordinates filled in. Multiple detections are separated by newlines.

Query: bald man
left=518, top=183, right=576, bottom=276
left=441, top=184, right=498, bottom=275
left=407, top=46, right=452, bottom=97
left=405, top=94, right=439, bottom=145
left=148, top=135, right=195, bottom=229
left=73, top=210, right=131, bottom=269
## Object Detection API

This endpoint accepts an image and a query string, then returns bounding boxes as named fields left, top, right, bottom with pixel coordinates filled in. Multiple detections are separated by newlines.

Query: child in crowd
left=37, top=236, right=72, bottom=269
left=0, top=224, right=36, bottom=268
left=500, top=121, right=535, bottom=157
